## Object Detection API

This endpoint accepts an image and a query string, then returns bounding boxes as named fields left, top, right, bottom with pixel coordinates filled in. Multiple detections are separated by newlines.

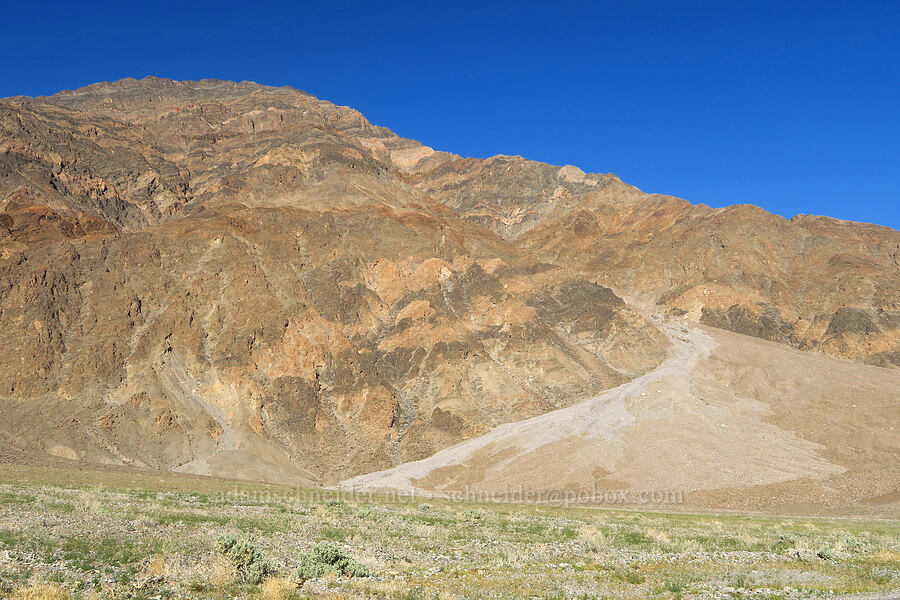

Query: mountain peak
left=0, top=79, right=897, bottom=514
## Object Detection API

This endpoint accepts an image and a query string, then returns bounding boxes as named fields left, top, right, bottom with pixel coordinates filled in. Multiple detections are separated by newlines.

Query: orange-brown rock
left=0, top=78, right=896, bottom=488
left=413, top=157, right=899, bottom=366
left=0, top=78, right=666, bottom=484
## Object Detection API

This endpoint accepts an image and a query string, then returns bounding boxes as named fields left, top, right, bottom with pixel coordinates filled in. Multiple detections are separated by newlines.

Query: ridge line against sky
left=1, top=0, right=898, bottom=230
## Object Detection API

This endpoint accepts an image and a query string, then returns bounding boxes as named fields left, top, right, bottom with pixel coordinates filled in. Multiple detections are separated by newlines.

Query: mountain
left=413, top=156, right=900, bottom=367
left=0, top=78, right=666, bottom=483
left=0, top=78, right=896, bottom=513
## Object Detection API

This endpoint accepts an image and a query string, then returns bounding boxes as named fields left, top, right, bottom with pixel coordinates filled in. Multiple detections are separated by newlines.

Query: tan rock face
left=0, top=78, right=666, bottom=483
left=414, top=157, right=900, bottom=367
left=0, top=77, right=896, bottom=487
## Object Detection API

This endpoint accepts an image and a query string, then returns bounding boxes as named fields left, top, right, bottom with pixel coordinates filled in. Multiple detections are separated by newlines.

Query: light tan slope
left=341, top=313, right=900, bottom=516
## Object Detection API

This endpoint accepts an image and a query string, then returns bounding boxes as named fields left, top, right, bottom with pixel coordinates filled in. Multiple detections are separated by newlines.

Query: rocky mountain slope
left=412, top=156, right=900, bottom=367
left=343, top=313, right=900, bottom=516
left=0, top=78, right=666, bottom=483
left=0, top=78, right=896, bottom=507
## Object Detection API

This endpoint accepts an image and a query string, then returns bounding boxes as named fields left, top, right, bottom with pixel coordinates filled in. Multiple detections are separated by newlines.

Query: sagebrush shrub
left=292, top=541, right=370, bottom=581
left=216, top=534, right=274, bottom=584
left=462, top=509, right=483, bottom=521
left=842, top=536, right=866, bottom=552
left=773, top=531, right=798, bottom=551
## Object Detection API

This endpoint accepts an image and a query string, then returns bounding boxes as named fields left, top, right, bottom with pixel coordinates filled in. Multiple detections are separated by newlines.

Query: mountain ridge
left=0, top=77, right=897, bottom=513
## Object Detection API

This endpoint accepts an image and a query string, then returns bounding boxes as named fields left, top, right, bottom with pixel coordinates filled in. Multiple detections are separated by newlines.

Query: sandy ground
left=340, top=312, right=900, bottom=516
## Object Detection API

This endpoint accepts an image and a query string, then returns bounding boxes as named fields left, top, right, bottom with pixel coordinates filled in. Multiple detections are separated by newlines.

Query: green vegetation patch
left=216, top=533, right=274, bottom=584
left=60, top=536, right=151, bottom=573
left=293, top=541, right=370, bottom=581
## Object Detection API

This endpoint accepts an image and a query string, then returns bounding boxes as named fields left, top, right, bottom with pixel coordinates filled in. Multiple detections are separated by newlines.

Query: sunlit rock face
left=0, top=78, right=667, bottom=483
left=0, top=77, right=895, bottom=485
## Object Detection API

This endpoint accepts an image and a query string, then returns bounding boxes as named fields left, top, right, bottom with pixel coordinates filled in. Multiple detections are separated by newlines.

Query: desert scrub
left=260, top=577, right=303, bottom=600
left=0, top=478, right=897, bottom=600
left=9, top=582, right=72, bottom=600
left=0, top=492, right=36, bottom=505
left=842, top=535, right=866, bottom=552
left=773, top=531, right=798, bottom=551
left=292, top=542, right=370, bottom=581
left=611, top=569, right=644, bottom=585
left=461, top=509, right=483, bottom=521
left=60, top=536, right=148, bottom=573
left=216, top=533, right=274, bottom=584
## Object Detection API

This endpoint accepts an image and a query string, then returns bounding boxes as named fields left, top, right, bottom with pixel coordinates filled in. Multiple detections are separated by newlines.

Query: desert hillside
left=413, top=156, right=900, bottom=367
left=0, top=78, right=897, bottom=514
left=0, top=78, right=667, bottom=483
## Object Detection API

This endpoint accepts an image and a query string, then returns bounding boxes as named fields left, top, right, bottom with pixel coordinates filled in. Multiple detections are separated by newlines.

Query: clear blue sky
left=2, top=0, right=898, bottom=229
